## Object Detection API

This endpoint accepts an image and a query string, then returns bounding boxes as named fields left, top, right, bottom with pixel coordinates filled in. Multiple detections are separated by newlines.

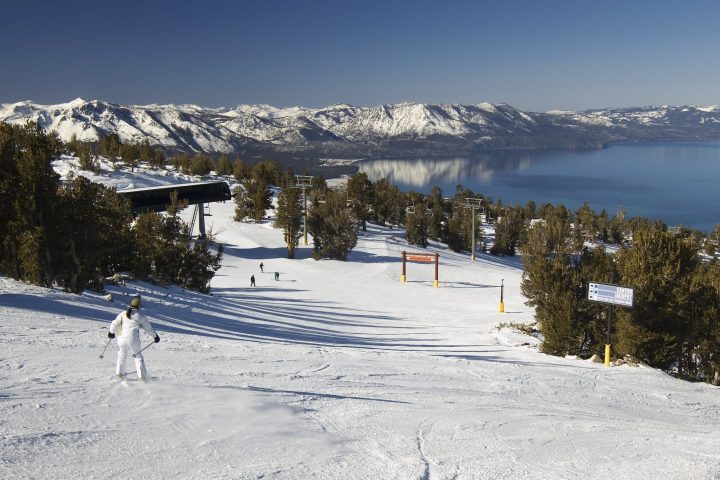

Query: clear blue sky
left=2, top=0, right=719, bottom=111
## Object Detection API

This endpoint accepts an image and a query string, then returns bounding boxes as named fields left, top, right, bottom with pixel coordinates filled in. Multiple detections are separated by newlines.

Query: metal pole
left=133, top=341, right=155, bottom=358
left=434, top=253, right=439, bottom=288
left=99, top=337, right=112, bottom=359
left=198, top=203, right=206, bottom=240
left=471, top=205, right=476, bottom=261
left=303, top=187, right=308, bottom=245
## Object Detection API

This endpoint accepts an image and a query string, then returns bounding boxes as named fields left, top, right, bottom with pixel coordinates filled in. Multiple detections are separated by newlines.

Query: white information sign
left=588, top=282, right=634, bottom=307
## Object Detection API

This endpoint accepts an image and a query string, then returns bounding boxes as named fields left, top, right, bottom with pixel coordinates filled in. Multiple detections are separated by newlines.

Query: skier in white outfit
left=107, top=296, right=160, bottom=380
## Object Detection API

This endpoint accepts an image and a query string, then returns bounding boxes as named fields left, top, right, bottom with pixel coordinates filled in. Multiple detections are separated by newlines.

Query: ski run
left=1, top=159, right=720, bottom=480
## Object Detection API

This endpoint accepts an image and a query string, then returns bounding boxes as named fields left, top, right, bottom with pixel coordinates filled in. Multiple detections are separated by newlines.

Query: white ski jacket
left=110, top=309, right=156, bottom=340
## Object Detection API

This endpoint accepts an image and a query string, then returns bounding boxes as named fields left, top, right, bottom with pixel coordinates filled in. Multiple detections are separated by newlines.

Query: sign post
left=401, top=251, right=439, bottom=288
left=588, top=282, right=634, bottom=367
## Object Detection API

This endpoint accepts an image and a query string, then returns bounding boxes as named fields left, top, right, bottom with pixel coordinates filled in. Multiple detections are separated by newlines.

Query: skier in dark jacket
left=250, top=275, right=256, bottom=287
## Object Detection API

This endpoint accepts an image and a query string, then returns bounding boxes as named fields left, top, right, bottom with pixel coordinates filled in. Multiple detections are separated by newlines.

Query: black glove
left=154, top=335, right=160, bottom=343
left=108, top=332, right=115, bottom=339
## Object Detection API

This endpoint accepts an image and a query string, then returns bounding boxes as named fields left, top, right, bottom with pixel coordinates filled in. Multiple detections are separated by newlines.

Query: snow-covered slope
left=1, top=162, right=719, bottom=479
left=4, top=99, right=720, bottom=156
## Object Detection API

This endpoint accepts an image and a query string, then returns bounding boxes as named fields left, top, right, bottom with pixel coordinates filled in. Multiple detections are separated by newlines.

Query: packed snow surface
left=1, top=162, right=719, bottom=479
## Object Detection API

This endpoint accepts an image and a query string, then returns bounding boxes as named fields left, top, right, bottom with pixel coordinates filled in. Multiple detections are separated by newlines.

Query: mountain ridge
left=2, top=99, right=719, bottom=157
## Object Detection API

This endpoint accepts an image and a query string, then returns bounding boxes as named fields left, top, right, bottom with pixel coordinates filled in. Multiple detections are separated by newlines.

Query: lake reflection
left=357, top=142, right=720, bottom=232
left=358, top=153, right=533, bottom=189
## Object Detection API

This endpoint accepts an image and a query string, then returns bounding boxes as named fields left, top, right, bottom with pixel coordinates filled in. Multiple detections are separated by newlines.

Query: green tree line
left=0, top=122, right=222, bottom=294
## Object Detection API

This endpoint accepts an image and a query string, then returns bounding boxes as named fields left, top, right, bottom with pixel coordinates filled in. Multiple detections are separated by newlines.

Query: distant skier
left=274, top=272, right=279, bottom=281
left=260, top=262, right=264, bottom=273
left=107, top=296, right=160, bottom=381
left=251, top=275, right=256, bottom=287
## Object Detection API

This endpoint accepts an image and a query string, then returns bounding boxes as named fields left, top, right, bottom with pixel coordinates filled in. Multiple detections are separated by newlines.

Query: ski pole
left=133, top=341, right=155, bottom=358
left=99, top=337, right=112, bottom=359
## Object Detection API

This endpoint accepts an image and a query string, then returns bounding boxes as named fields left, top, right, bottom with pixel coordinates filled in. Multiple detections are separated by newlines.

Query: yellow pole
left=499, top=278, right=505, bottom=313
left=604, top=344, right=611, bottom=367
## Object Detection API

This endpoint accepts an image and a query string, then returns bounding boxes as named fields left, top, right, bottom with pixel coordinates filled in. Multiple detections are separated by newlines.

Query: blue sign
left=588, top=282, right=634, bottom=307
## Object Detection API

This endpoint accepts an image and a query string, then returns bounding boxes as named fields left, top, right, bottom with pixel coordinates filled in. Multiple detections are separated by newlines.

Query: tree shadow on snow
left=441, top=281, right=502, bottom=289
left=222, top=245, right=314, bottom=261
left=437, top=353, right=596, bottom=370
left=123, top=283, right=463, bottom=352
left=0, top=294, right=111, bottom=325
left=228, top=385, right=411, bottom=404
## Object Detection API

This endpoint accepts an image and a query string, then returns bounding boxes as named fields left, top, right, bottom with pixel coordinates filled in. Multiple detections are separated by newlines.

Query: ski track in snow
left=1, top=161, right=720, bottom=479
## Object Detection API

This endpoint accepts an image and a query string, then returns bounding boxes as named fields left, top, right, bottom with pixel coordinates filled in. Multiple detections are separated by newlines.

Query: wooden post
left=434, top=253, right=439, bottom=288
left=401, top=251, right=407, bottom=283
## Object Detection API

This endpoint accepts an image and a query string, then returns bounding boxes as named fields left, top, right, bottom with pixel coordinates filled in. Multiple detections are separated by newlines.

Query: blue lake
left=357, top=142, right=720, bottom=232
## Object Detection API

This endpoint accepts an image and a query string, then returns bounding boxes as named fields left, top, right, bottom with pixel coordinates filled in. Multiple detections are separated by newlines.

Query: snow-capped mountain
left=2, top=99, right=720, bottom=157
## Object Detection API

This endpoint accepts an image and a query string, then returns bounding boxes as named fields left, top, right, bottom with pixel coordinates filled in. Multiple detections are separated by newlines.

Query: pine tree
left=372, top=178, right=404, bottom=226
left=233, top=158, right=249, bottom=181
left=215, top=155, right=233, bottom=176
left=491, top=206, right=524, bottom=256
left=150, top=149, right=166, bottom=168
left=233, top=186, right=253, bottom=222
left=121, top=143, right=140, bottom=171
left=246, top=163, right=273, bottom=222
left=54, top=177, right=132, bottom=292
left=614, top=225, right=700, bottom=372
left=99, top=133, right=121, bottom=159
left=346, top=172, right=374, bottom=232
left=427, top=187, right=447, bottom=241
left=2, top=122, right=62, bottom=286
left=190, top=154, right=213, bottom=176
left=404, top=200, right=430, bottom=248
left=521, top=215, right=586, bottom=355
left=307, top=190, right=358, bottom=260
left=445, top=187, right=473, bottom=253
left=178, top=237, right=223, bottom=293
left=274, top=183, right=302, bottom=258
left=139, top=139, right=153, bottom=164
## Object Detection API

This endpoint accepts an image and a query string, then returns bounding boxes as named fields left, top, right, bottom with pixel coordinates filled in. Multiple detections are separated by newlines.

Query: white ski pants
left=116, top=332, right=148, bottom=379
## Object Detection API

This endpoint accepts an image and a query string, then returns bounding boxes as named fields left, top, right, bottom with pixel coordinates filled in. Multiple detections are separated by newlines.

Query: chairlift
left=405, top=205, right=416, bottom=214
